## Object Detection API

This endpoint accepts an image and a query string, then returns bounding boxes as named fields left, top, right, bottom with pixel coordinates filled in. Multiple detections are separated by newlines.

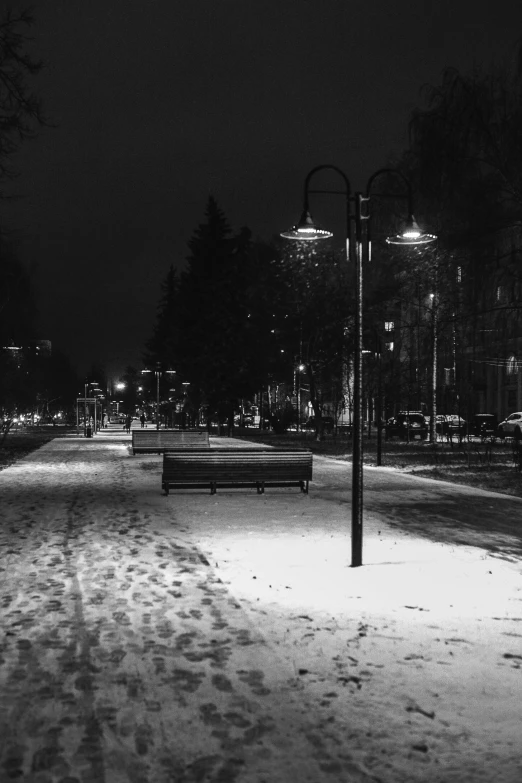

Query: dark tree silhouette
left=0, top=8, right=47, bottom=189
left=145, top=197, right=288, bottom=431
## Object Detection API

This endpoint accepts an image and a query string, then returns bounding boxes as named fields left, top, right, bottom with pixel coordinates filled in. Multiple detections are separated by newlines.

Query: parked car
left=468, top=413, right=498, bottom=439
left=434, top=414, right=466, bottom=436
left=444, top=414, right=467, bottom=436
left=385, top=412, right=428, bottom=440
left=497, top=412, right=522, bottom=440
left=233, top=414, right=254, bottom=427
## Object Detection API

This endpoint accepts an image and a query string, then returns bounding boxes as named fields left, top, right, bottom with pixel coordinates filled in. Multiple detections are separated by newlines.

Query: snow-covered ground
left=0, top=433, right=521, bottom=782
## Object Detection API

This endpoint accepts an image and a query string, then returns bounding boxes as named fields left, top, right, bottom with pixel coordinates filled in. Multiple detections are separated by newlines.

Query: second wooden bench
left=132, top=429, right=209, bottom=454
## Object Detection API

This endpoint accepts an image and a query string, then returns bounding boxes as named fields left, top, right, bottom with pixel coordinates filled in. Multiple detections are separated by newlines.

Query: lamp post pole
left=141, top=365, right=176, bottom=430
left=352, top=192, right=364, bottom=564
left=84, top=382, right=88, bottom=437
left=115, top=382, right=126, bottom=420
left=430, top=291, right=438, bottom=444
left=282, top=165, right=435, bottom=567
left=83, top=380, right=98, bottom=437
left=156, top=363, right=161, bottom=430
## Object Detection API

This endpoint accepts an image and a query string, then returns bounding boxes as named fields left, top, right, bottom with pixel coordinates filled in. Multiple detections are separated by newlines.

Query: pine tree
left=144, top=197, right=289, bottom=430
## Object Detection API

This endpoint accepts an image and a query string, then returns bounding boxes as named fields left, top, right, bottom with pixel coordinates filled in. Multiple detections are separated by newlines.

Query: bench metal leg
left=256, top=483, right=265, bottom=494
left=210, top=483, right=217, bottom=495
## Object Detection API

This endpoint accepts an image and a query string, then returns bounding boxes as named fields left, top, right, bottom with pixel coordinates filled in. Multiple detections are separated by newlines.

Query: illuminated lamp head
left=386, top=215, right=437, bottom=246
left=281, top=209, right=333, bottom=240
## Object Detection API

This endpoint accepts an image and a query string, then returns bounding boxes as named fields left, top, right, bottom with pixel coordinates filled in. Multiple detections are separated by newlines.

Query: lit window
left=385, top=341, right=394, bottom=352
left=456, top=267, right=462, bottom=283
left=384, top=321, right=394, bottom=332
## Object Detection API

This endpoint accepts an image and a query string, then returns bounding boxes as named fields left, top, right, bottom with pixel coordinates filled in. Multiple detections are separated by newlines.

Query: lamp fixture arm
left=302, top=164, right=353, bottom=262
left=303, top=164, right=352, bottom=206
left=365, top=167, right=414, bottom=215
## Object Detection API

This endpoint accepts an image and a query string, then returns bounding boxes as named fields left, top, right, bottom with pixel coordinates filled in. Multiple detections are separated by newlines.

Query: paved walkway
left=0, top=434, right=521, bottom=782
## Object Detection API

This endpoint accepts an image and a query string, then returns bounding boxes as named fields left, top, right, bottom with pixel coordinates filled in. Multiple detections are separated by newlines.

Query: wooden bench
left=132, top=429, right=209, bottom=454
left=161, top=449, right=313, bottom=494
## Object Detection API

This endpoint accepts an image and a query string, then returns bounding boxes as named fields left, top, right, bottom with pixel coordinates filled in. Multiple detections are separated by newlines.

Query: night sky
left=5, top=0, right=522, bottom=381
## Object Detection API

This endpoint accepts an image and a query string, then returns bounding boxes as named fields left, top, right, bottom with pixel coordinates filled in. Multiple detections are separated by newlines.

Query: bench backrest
left=162, top=447, right=283, bottom=453
left=133, top=429, right=210, bottom=449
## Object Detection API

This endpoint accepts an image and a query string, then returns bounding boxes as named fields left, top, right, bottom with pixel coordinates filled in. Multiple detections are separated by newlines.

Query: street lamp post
left=84, top=381, right=88, bottom=437
left=93, top=388, right=103, bottom=431
left=142, top=365, right=176, bottom=430
left=83, top=380, right=99, bottom=437
left=155, top=363, right=161, bottom=430
left=114, top=382, right=126, bottom=420
left=282, top=165, right=435, bottom=567
left=430, top=291, right=438, bottom=444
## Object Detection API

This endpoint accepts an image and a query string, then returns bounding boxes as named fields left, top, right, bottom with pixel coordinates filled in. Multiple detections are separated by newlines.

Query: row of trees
left=401, top=53, right=522, bottom=422
left=144, top=44, right=522, bottom=438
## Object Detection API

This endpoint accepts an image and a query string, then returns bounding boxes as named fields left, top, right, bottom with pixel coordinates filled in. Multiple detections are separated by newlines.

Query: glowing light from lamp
left=386, top=215, right=436, bottom=246
left=281, top=210, right=333, bottom=241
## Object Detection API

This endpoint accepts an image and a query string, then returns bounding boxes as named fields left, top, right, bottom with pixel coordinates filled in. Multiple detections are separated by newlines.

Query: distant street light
left=82, top=380, right=99, bottom=437
left=282, top=164, right=436, bottom=567
left=142, top=364, right=176, bottom=430
left=111, top=382, right=126, bottom=420
left=94, top=391, right=105, bottom=431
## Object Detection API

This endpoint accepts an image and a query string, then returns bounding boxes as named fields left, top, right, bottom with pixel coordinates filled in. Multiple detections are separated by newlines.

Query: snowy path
left=0, top=436, right=521, bottom=782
